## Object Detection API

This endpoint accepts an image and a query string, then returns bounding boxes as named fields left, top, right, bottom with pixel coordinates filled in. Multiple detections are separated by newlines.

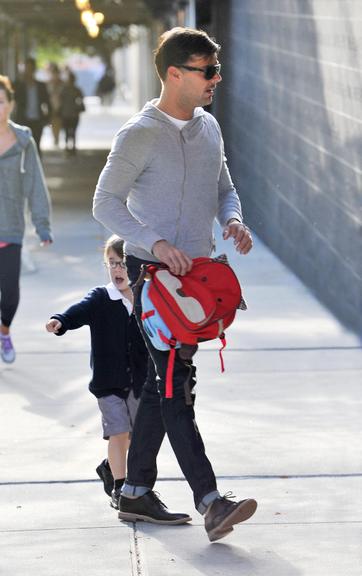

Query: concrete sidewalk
left=1, top=103, right=361, bottom=575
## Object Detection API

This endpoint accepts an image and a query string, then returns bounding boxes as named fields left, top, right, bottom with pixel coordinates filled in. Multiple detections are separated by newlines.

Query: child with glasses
left=45, top=235, right=147, bottom=508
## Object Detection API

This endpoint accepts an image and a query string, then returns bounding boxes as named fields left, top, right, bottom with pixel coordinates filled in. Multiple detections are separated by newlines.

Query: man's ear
left=167, top=66, right=182, bottom=81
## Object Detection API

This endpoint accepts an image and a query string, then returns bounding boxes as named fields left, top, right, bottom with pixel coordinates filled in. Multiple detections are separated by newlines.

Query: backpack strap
left=165, top=337, right=177, bottom=398
left=219, top=333, right=226, bottom=373
left=182, top=361, right=194, bottom=406
left=132, top=262, right=169, bottom=315
left=141, top=309, right=155, bottom=320
left=131, top=264, right=148, bottom=315
left=157, top=330, right=177, bottom=398
left=165, top=345, right=176, bottom=398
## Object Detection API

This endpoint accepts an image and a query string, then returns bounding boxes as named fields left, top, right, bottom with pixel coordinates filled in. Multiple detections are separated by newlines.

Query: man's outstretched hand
left=152, top=239, right=193, bottom=276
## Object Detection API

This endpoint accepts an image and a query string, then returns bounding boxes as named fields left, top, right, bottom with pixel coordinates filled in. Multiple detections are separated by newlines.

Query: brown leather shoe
left=205, top=495, right=257, bottom=542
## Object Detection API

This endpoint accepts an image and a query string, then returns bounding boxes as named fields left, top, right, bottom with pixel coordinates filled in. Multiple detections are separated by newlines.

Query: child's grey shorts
left=97, top=391, right=139, bottom=439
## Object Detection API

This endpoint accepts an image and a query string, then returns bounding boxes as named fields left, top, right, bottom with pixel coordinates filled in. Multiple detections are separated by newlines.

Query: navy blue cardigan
left=52, top=286, right=148, bottom=399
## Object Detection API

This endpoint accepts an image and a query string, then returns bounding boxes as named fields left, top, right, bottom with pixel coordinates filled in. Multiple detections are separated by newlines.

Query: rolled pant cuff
left=197, top=490, right=220, bottom=515
left=121, top=483, right=150, bottom=498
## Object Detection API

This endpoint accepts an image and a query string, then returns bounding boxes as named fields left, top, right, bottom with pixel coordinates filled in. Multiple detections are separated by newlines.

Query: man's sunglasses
left=177, top=63, right=221, bottom=80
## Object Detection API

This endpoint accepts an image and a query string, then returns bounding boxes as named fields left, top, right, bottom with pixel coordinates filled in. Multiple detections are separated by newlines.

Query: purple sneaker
left=1, top=335, right=16, bottom=363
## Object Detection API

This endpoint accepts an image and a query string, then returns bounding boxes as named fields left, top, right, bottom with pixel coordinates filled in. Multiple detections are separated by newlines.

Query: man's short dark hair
left=154, top=27, right=220, bottom=80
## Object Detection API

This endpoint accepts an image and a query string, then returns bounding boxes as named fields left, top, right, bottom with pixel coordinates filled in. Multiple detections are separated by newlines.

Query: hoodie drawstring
left=20, top=149, right=26, bottom=174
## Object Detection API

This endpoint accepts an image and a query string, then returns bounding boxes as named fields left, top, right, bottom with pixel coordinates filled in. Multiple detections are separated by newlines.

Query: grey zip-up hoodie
left=0, top=121, right=53, bottom=245
left=93, top=101, right=243, bottom=261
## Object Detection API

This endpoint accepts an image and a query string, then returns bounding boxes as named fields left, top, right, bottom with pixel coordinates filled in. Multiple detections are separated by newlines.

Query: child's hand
left=46, top=319, right=62, bottom=333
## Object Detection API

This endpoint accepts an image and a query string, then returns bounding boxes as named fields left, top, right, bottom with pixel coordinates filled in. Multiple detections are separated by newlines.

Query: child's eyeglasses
left=105, top=261, right=127, bottom=270
left=177, top=63, right=221, bottom=80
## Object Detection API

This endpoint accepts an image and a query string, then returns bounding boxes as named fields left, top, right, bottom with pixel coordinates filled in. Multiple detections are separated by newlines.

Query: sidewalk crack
left=129, top=522, right=148, bottom=576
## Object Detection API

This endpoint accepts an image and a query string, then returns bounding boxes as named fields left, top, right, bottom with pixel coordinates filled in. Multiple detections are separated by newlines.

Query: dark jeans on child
left=0, top=244, right=21, bottom=327
left=123, top=255, right=219, bottom=513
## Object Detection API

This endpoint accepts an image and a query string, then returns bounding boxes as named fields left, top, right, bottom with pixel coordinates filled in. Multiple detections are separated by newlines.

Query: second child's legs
left=97, top=392, right=139, bottom=507
left=108, top=432, right=129, bottom=481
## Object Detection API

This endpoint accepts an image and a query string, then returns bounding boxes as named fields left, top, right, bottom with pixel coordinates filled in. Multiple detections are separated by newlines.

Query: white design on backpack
left=156, top=270, right=206, bottom=323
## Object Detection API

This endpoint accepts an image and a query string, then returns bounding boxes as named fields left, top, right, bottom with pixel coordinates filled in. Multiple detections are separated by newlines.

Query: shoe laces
left=150, top=491, right=168, bottom=509
left=220, top=491, right=236, bottom=502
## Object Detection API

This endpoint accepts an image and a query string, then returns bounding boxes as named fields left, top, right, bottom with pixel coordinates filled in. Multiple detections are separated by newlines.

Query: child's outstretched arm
left=44, top=288, right=99, bottom=336
left=46, top=319, right=63, bottom=334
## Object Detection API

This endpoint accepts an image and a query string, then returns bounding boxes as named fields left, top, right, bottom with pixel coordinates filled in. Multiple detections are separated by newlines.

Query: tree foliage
left=29, top=21, right=134, bottom=62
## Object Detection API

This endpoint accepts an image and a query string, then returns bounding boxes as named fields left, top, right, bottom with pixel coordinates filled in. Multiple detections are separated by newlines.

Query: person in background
left=93, top=27, right=257, bottom=541
left=46, top=235, right=148, bottom=508
left=47, top=63, right=64, bottom=148
left=96, top=65, right=116, bottom=106
left=60, top=70, right=85, bottom=156
left=13, top=57, right=51, bottom=155
left=0, top=75, right=53, bottom=363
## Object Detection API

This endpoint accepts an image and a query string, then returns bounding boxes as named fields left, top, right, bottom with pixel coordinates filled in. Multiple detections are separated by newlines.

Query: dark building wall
left=212, top=0, right=362, bottom=334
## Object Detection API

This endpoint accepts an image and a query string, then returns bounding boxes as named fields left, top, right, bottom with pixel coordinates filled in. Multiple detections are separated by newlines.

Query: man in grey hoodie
left=93, top=27, right=257, bottom=542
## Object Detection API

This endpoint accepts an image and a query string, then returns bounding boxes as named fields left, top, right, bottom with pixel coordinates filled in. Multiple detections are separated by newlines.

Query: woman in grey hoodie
left=0, top=75, right=53, bottom=363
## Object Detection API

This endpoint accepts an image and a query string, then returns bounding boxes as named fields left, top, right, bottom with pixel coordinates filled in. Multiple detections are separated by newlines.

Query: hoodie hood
left=142, top=99, right=205, bottom=121
left=9, top=120, right=32, bottom=149
left=7, top=120, right=32, bottom=173
left=128, top=100, right=210, bottom=147
left=137, top=100, right=206, bottom=136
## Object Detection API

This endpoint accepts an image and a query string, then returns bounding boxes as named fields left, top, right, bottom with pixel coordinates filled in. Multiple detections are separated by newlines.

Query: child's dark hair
left=154, top=27, right=220, bottom=81
left=104, top=235, right=124, bottom=261
left=0, top=75, right=15, bottom=102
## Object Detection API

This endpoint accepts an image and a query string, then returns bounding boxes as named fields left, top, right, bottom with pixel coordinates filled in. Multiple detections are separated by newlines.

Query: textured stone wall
left=213, top=0, right=362, bottom=334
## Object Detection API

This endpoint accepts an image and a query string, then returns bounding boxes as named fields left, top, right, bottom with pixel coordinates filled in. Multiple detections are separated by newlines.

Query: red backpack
left=139, top=255, right=247, bottom=398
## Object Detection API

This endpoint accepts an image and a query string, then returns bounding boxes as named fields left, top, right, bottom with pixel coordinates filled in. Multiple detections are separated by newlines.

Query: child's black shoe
left=96, top=459, right=114, bottom=496
left=110, top=488, right=122, bottom=510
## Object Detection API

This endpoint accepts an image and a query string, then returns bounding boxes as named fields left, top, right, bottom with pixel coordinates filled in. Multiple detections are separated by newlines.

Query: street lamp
left=75, top=0, right=104, bottom=38
left=75, top=0, right=90, bottom=9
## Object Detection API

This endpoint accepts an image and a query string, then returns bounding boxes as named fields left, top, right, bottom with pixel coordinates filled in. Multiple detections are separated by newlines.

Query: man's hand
left=223, top=220, right=253, bottom=254
left=152, top=239, right=193, bottom=276
left=40, top=239, right=53, bottom=247
left=46, top=319, right=62, bottom=333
